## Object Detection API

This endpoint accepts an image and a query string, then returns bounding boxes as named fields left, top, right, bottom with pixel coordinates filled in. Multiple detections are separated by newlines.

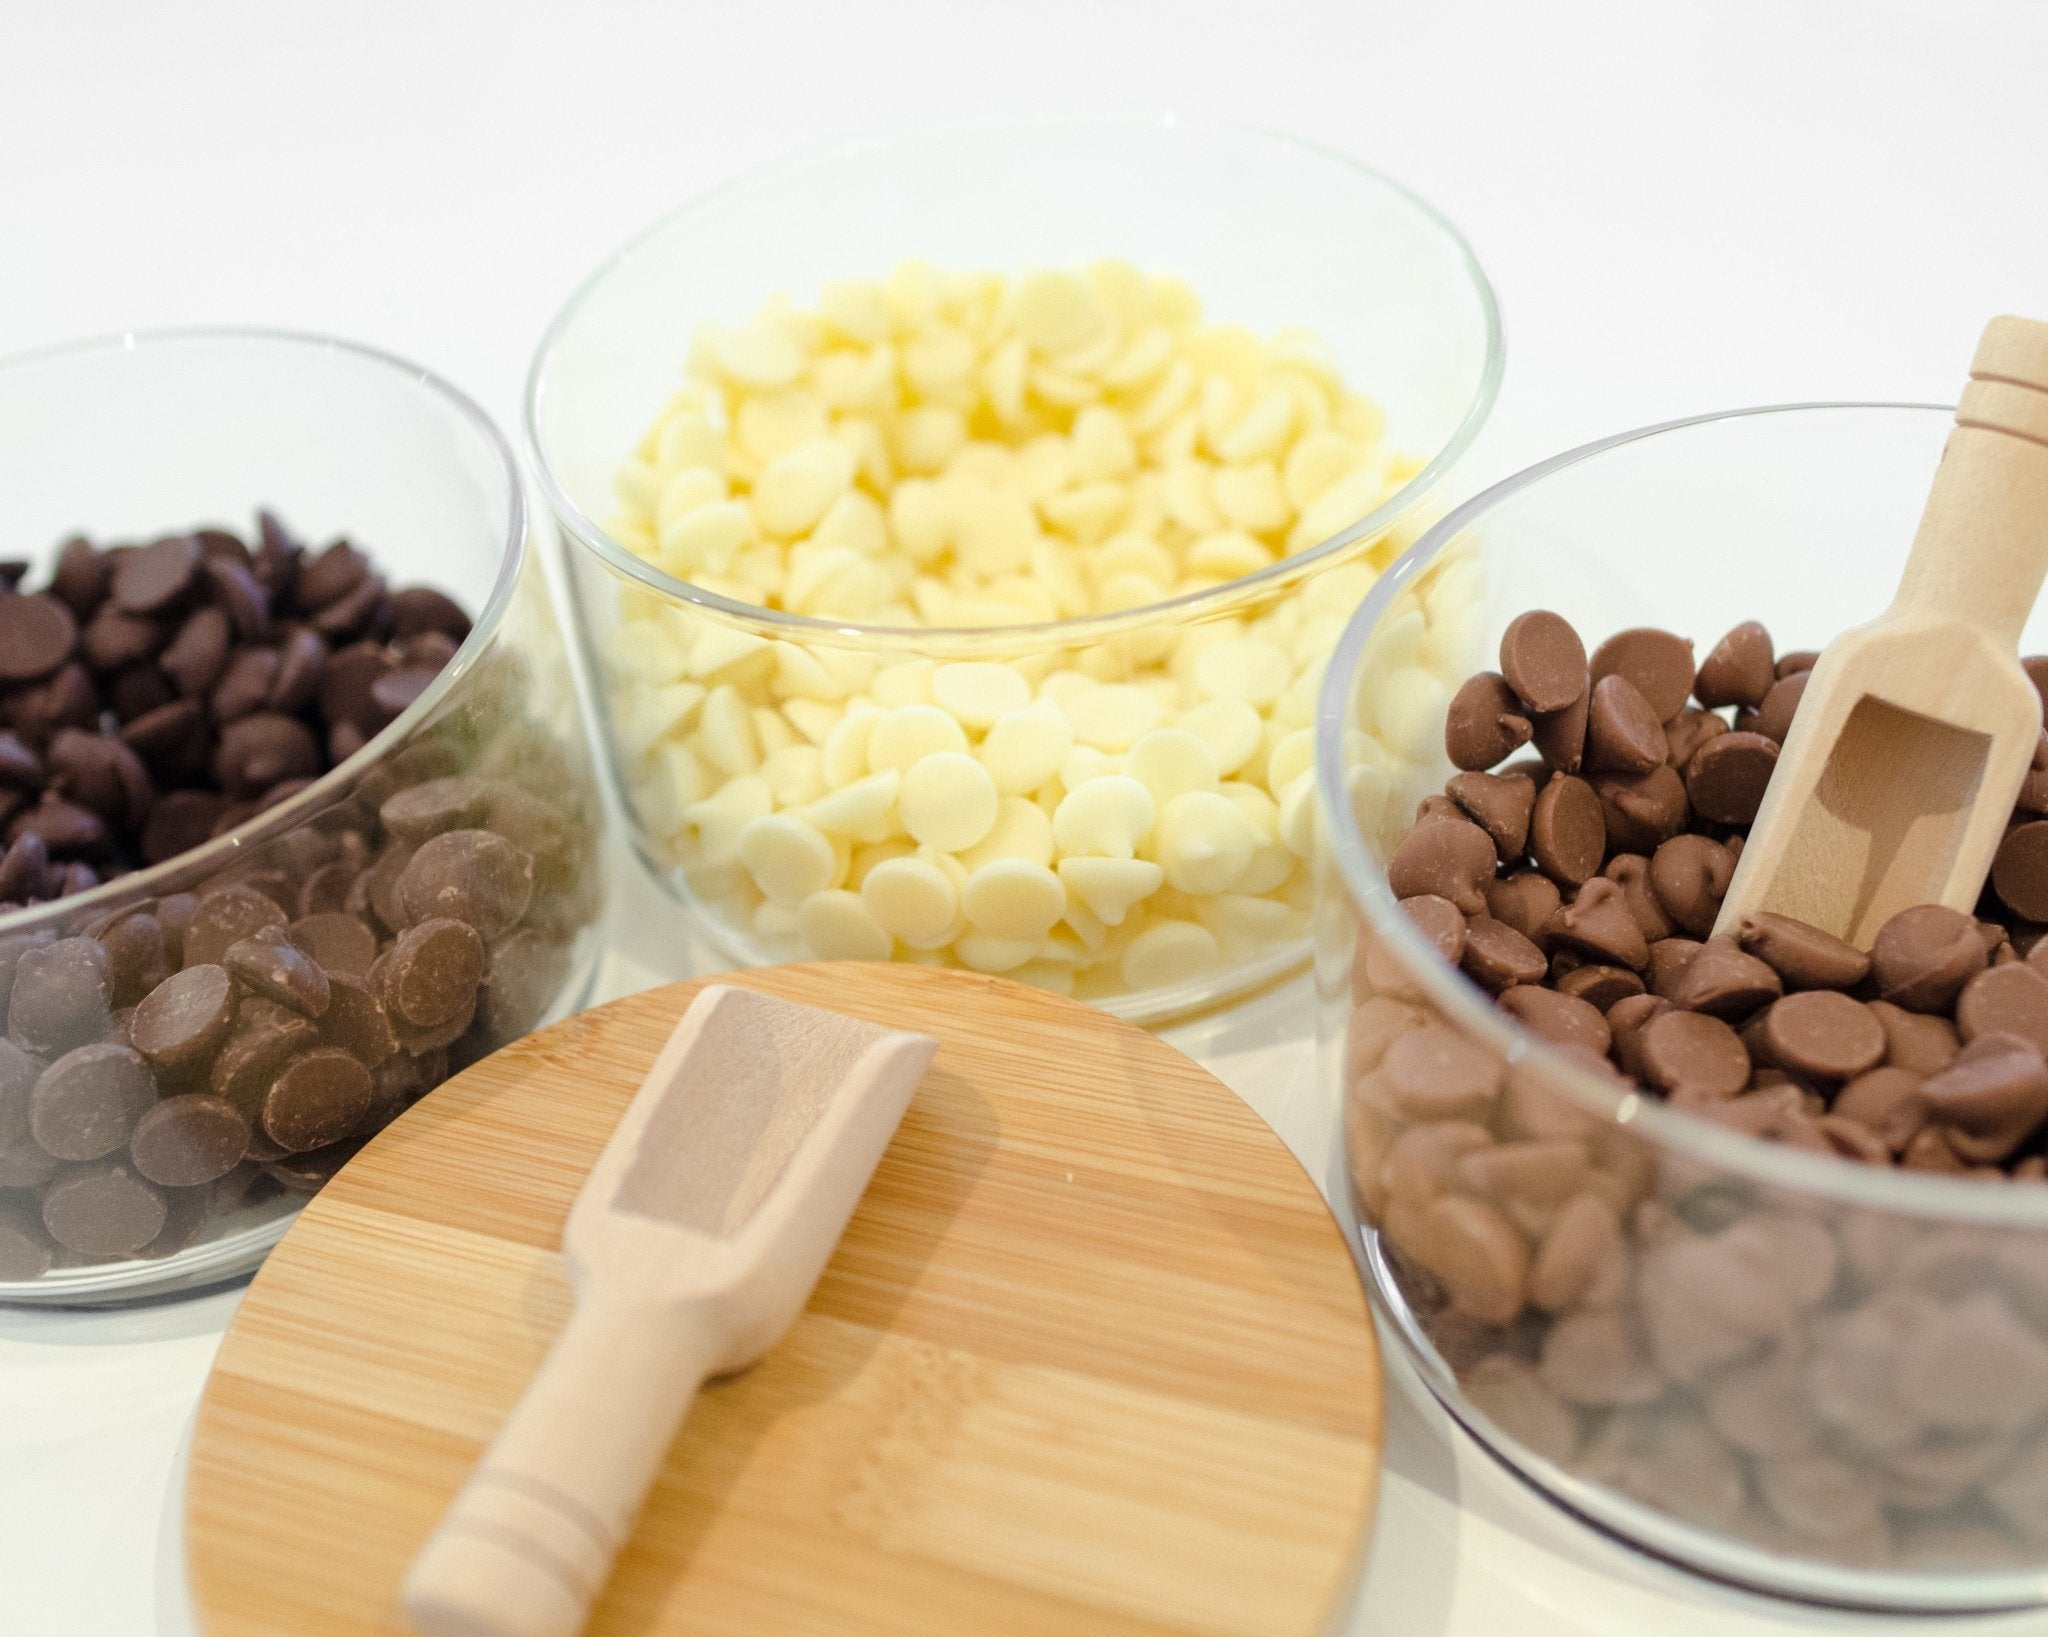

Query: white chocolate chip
left=861, top=855, right=960, bottom=948
left=1067, top=684, right=1160, bottom=752
left=1052, top=775, right=1156, bottom=859
left=1123, top=728, right=1219, bottom=805
left=867, top=704, right=969, bottom=773
left=1194, top=637, right=1292, bottom=707
left=959, top=796, right=1054, bottom=871
left=1179, top=696, right=1263, bottom=775
left=1121, top=920, right=1222, bottom=990
left=737, top=813, right=837, bottom=905
left=979, top=702, right=1073, bottom=796
left=603, top=259, right=1447, bottom=1005
left=804, top=769, right=901, bottom=843
left=930, top=661, right=1031, bottom=729
left=962, top=859, right=1067, bottom=940
left=798, top=889, right=892, bottom=960
left=1058, top=855, right=1164, bottom=927
left=753, top=437, right=856, bottom=538
left=898, top=751, right=999, bottom=851
left=1153, top=790, right=1257, bottom=895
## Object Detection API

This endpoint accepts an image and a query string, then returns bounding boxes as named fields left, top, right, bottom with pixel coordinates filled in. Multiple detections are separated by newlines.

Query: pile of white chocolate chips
left=602, top=260, right=1442, bottom=1001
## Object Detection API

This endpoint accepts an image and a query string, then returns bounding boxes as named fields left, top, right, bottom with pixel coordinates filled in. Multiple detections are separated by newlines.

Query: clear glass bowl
left=0, top=330, right=606, bottom=1304
left=530, top=112, right=1500, bottom=1023
left=1315, top=403, right=2048, bottom=1611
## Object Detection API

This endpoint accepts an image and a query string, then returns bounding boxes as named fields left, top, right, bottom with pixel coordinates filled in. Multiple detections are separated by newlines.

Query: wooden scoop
left=1715, top=316, right=2048, bottom=946
left=401, top=983, right=937, bottom=1637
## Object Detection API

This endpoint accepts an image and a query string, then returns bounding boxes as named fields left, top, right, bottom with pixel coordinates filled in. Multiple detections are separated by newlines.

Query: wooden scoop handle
left=1888, top=316, right=2048, bottom=647
left=402, top=1294, right=719, bottom=1637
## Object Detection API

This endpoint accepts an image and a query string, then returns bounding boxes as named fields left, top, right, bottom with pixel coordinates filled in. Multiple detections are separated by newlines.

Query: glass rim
left=522, top=107, right=1504, bottom=645
left=0, top=324, right=528, bottom=937
left=1310, top=399, right=2048, bottom=1229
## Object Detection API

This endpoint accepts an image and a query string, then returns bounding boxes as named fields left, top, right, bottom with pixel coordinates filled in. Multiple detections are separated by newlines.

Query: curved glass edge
left=522, top=109, right=1504, bottom=654
left=1312, top=400, right=2048, bottom=1231
left=1355, top=1212, right=2048, bottom=1611
left=0, top=326, right=530, bottom=941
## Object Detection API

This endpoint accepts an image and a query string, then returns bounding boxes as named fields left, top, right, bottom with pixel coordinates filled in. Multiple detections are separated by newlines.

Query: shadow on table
left=1351, top=1333, right=1465, bottom=1637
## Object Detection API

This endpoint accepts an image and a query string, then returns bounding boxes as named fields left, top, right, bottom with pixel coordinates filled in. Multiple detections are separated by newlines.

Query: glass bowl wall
left=0, top=331, right=606, bottom=1303
left=1315, top=403, right=2048, bottom=1610
left=531, top=112, right=1500, bottom=1022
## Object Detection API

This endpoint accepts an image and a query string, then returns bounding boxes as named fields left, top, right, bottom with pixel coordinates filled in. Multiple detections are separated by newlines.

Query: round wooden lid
left=187, top=964, right=1382, bottom=1635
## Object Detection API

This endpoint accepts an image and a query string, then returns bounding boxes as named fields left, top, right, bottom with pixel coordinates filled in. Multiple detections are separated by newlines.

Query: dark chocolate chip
left=128, top=1095, right=250, bottom=1188
left=8, top=937, right=112, bottom=1055
left=224, top=924, right=331, bottom=1017
left=0, top=593, right=80, bottom=683
left=112, top=535, right=201, bottom=615
left=261, top=1048, right=372, bottom=1153
left=28, top=1043, right=156, bottom=1162
left=128, top=963, right=236, bottom=1067
left=41, top=1161, right=167, bottom=1257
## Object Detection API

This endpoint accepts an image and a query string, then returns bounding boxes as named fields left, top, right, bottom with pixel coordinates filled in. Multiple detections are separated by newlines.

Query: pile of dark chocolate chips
left=0, top=512, right=471, bottom=905
left=1393, top=611, right=2048, bottom=1179
left=0, top=516, right=611, bottom=1281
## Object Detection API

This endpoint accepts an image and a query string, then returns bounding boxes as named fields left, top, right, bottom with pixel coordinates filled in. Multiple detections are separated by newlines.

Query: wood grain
left=1716, top=315, right=2048, bottom=945
left=186, top=964, right=1382, bottom=1637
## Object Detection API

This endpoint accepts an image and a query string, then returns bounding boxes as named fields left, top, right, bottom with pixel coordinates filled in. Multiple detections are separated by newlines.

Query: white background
left=4, top=3, right=2048, bottom=1633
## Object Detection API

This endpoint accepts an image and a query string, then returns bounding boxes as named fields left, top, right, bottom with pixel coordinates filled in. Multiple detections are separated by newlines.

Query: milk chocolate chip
left=1994, top=822, right=2048, bottom=923
left=1530, top=776, right=1606, bottom=887
left=1398, top=894, right=1468, bottom=966
left=1871, top=905, right=1989, bottom=1013
left=1921, top=1034, right=2048, bottom=1163
left=1957, top=963, right=2048, bottom=1057
left=1669, top=937, right=1783, bottom=1019
left=1685, top=732, right=1779, bottom=827
left=1639, top=1010, right=1751, bottom=1100
left=1447, top=770, right=1535, bottom=860
left=1649, top=835, right=1734, bottom=938
left=1592, top=765, right=1688, bottom=855
left=1388, top=818, right=1497, bottom=915
left=1583, top=675, right=1668, bottom=775
left=1757, top=993, right=1885, bottom=1083
left=1590, top=628, right=1695, bottom=724
left=1462, top=916, right=1550, bottom=994
left=1737, top=912, right=1870, bottom=992
left=1445, top=674, right=1533, bottom=771
left=1486, top=873, right=1562, bottom=946
left=1549, top=878, right=1650, bottom=970
left=1694, top=621, right=1776, bottom=711
left=1500, top=611, right=1587, bottom=716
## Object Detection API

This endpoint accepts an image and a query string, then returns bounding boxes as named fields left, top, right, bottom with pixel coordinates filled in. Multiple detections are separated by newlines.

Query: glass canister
left=530, top=112, right=1500, bottom=1023
left=1316, top=403, right=2048, bottom=1610
left=0, top=330, right=606, bottom=1302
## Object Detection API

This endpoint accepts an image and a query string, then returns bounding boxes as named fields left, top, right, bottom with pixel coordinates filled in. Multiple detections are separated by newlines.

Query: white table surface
left=5, top=3, right=2048, bottom=1631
